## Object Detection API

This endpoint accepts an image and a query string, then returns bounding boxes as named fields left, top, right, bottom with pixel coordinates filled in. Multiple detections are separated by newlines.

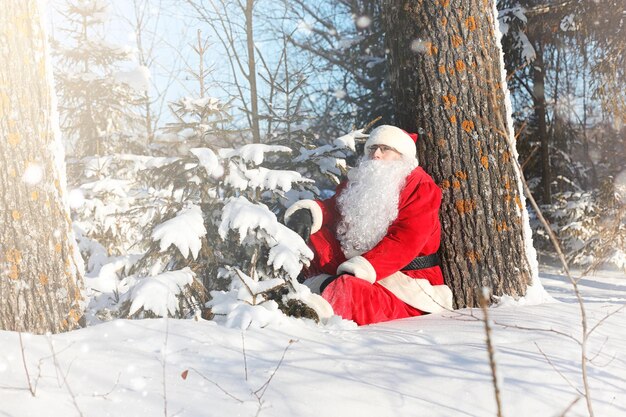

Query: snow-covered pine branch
left=152, top=205, right=207, bottom=260
left=218, top=196, right=312, bottom=279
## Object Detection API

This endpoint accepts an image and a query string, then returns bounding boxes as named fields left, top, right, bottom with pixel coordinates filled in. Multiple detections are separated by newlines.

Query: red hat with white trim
left=365, top=125, right=419, bottom=161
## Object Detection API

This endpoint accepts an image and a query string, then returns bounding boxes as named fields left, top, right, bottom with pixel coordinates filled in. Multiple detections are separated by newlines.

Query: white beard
left=336, top=157, right=418, bottom=258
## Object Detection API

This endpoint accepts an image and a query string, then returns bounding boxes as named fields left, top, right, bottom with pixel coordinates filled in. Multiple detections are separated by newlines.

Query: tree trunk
left=246, top=0, right=262, bottom=144
left=383, top=0, right=536, bottom=307
left=531, top=43, right=552, bottom=203
left=0, top=0, right=84, bottom=333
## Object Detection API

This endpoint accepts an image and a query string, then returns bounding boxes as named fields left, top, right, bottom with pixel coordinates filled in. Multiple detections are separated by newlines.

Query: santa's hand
left=285, top=208, right=313, bottom=241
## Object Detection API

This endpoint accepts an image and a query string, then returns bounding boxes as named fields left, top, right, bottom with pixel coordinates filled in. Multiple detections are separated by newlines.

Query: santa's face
left=367, top=144, right=404, bottom=161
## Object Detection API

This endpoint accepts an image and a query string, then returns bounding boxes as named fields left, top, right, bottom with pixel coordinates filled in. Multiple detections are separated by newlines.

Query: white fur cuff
left=285, top=200, right=323, bottom=235
left=337, top=256, right=376, bottom=284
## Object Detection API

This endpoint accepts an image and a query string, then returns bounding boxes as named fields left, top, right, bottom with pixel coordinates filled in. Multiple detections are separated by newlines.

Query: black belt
left=318, top=253, right=440, bottom=293
left=402, top=253, right=440, bottom=271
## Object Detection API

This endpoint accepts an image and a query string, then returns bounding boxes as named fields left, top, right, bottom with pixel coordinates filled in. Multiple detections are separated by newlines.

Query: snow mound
left=208, top=268, right=332, bottom=328
left=209, top=288, right=285, bottom=329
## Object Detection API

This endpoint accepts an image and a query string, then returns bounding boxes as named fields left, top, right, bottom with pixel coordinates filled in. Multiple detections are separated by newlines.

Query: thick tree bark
left=383, top=0, right=535, bottom=307
left=0, top=1, right=84, bottom=333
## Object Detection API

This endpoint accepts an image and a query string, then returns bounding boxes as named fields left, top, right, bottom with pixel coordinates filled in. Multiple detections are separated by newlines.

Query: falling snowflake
left=356, top=16, right=371, bottom=29
left=334, top=89, right=347, bottom=99
left=68, top=189, right=86, bottom=209
left=410, top=39, right=429, bottom=54
left=22, top=163, right=43, bottom=185
left=297, top=20, right=313, bottom=35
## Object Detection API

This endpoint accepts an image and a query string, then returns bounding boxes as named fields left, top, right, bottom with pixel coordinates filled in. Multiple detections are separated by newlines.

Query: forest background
left=40, top=0, right=626, bottom=323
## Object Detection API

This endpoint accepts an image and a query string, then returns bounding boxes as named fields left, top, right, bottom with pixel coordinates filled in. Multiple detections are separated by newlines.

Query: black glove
left=285, top=208, right=313, bottom=242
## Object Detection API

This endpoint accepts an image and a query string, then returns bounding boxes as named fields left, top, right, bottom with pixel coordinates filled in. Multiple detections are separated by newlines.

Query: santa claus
left=285, top=125, right=453, bottom=325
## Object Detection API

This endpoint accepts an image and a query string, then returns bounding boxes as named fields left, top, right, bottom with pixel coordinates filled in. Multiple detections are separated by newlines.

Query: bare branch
left=535, top=341, right=584, bottom=396
left=189, top=367, right=245, bottom=403
left=18, top=331, right=36, bottom=396
left=479, top=290, right=503, bottom=417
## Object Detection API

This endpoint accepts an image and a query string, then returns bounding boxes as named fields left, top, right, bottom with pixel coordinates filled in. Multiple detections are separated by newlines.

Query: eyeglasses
left=367, top=144, right=400, bottom=154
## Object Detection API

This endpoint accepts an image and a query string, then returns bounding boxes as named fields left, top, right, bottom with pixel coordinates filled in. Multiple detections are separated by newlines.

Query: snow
left=218, top=197, right=277, bottom=243
left=74, top=225, right=109, bottom=274
left=560, top=14, right=578, bottom=32
left=498, top=6, right=536, bottom=63
left=181, top=96, right=223, bottom=111
left=410, top=38, right=430, bottom=54
left=519, top=31, right=536, bottom=63
left=333, top=88, right=346, bottom=99
left=82, top=177, right=132, bottom=196
left=22, top=163, right=43, bottom=185
left=224, top=161, right=250, bottom=190
left=114, top=65, right=151, bottom=92
left=337, top=35, right=364, bottom=50
left=218, top=196, right=312, bottom=278
left=209, top=289, right=285, bottom=329
left=84, top=254, right=140, bottom=295
left=1, top=268, right=625, bottom=417
left=355, top=16, right=372, bottom=29
left=219, top=144, right=292, bottom=166
left=333, top=128, right=362, bottom=151
left=151, top=205, right=207, bottom=260
left=67, top=188, right=86, bottom=208
left=267, top=223, right=313, bottom=278
left=190, top=147, right=223, bottom=178
left=127, top=268, right=195, bottom=317
left=208, top=268, right=291, bottom=329
left=245, top=167, right=313, bottom=193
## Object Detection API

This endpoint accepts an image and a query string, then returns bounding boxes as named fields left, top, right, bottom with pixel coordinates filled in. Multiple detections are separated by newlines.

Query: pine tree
left=0, top=0, right=84, bottom=333
left=53, top=0, right=145, bottom=158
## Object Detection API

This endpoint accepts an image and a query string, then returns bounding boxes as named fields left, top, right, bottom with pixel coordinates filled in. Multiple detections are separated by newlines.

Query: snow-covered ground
left=1, top=267, right=625, bottom=417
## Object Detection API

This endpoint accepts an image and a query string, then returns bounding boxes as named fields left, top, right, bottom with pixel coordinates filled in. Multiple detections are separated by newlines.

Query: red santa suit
left=286, top=125, right=453, bottom=325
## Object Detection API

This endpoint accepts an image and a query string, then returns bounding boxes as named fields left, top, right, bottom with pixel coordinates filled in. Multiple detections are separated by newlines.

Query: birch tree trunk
left=382, top=0, right=537, bottom=307
left=0, top=1, right=84, bottom=333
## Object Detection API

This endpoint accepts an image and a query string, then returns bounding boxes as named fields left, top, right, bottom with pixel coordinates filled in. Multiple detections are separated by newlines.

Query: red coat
left=286, top=166, right=453, bottom=322
left=309, top=166, right=444, bottom=285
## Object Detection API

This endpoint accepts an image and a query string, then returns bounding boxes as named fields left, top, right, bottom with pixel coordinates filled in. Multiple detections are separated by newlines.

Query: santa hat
left=365, top=125, right=418, bottom=160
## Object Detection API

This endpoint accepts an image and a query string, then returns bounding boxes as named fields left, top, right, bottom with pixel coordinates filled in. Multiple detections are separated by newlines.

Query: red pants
left=321, top=275, right=423, bottom=326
